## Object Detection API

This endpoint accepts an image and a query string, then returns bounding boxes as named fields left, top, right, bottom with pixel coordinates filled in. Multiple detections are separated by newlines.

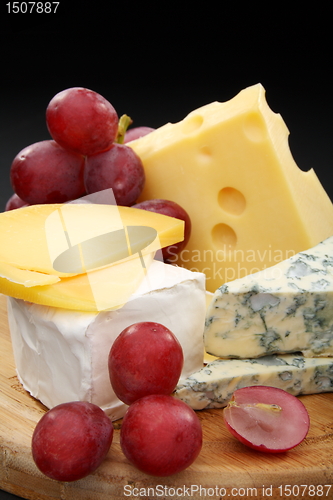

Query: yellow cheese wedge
left=0, top=252, right=155, bottom=311
left=129, top=83, right=333, bottom=292
left=0, top=203, right=184, bottom=277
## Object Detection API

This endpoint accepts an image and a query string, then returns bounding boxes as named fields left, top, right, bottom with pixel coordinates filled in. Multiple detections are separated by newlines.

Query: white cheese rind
left=7, top=261, right=206, bottom=420
left=174, top=354, right=333, bottom=410
left=204, top=236, right=333, bottom=359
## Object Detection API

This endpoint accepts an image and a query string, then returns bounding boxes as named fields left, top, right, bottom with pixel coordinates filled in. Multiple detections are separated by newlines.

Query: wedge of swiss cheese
left=129, top=84, right=333, bottom=292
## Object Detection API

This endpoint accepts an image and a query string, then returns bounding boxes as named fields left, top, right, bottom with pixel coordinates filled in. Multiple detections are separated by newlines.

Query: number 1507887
left=6, top=2, right=60, bottom=13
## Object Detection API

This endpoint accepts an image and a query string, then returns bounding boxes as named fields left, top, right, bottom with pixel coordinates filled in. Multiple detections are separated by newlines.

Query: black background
left=1, top=3, right=332, bottom=498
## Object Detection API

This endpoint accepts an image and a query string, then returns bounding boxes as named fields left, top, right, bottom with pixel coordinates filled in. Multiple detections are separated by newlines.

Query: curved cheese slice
left=0, top=252, right=155, bottom=311
left=0, top=261, right=60, bottom=287
left=0, top=203, right=184, bottom=277
left=0, top=202, right=184, bottom=310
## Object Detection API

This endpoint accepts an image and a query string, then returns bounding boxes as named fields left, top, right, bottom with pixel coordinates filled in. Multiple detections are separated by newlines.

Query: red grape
left=46, top=87, right=119, bottom=156
left=132, top=199, right=191, bottom=260
left=84, top=143, right=145, bottom=206
left=124, top=126, right=155, bottom=143
left=31, top=401, right=114, bottom=482
left=223, top=386, right=310, bottom=453
left=120, top=394, right=202, bottom=476
left=108, top=322, right=183, bottom=405
left=10, top=140, right=85, bottom=205
left=5, top=193, right=29, bottom=211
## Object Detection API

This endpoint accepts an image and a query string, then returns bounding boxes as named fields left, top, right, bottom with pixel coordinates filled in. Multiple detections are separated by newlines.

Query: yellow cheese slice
left=129, top=83, right=333, bottom=292
left=0, top=252, right=155, bottom=311
left=0, top=201, right=184, bottom=310
left=0, top=261, right=60, bottom=287
left=0, top=203, right=184, bottom=277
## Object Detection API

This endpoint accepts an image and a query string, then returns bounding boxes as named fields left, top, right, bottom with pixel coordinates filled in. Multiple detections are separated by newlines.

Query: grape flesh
left=84, top=143, right=145, bottom=206
left=46, top=87, right=119, bottom=156
left=223, top=386, right=310, bottom=453
left=10, top=140, right=85, bottom=204
left=120, top=394, right=202, bottom=476
left=31, top=401, right=114, bottom=482
left=124, top=126, right=155, bottom=143
left=132, top=199, right=191, bottom=260
left=108, top=322, right=183, bottom=405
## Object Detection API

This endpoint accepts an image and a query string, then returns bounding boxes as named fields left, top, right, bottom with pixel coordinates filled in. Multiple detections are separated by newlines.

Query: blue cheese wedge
left=204, top=236, right=333, bottom=359
left=174, top=354, right=333, bottom=410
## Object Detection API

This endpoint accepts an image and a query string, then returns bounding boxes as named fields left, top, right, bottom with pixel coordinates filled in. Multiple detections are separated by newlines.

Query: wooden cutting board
left=0, top=293, right=332, bottom=500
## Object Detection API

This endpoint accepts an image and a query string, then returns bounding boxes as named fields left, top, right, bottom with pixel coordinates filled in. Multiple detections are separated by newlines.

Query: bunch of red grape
left=6, top=86, right=192, bottom=260
left=8, top=87, right=149, bottom=209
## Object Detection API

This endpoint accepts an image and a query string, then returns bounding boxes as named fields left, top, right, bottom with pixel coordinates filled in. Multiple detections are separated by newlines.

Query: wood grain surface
left=0, top=293, right=332, bottom=500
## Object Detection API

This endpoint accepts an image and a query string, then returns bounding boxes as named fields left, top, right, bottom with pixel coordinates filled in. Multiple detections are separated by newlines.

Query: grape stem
left=116, top=115, right=133, bottom=144
left=228, top=401, right=282, bottom=412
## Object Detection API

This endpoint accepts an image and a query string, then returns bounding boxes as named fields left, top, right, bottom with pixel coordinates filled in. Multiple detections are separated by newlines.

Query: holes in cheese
left=243, top=112, right=267, bottom=143
left=198, top=146, right=212, bottom=164
left=218, top=187, right=246, bottom=216
left=211, top=223, right=237, bottom=249
left=182, top=114, right=204, bottom=134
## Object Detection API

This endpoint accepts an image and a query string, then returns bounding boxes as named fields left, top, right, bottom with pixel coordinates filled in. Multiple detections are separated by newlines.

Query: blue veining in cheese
left=174, top=354, right=333, bottom=410
left=204, top=236, right=333, bottom=358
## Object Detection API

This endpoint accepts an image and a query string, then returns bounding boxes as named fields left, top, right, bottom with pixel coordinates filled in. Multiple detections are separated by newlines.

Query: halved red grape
left=84, top=143, right=145, bottom=206
left=120, top=394, right=202, bottom=476
left=108, top=322, right=184, bottom=405
left=31, top=401, right=114, bottom=482
left=132, top=199, right=191, bottom=260
left=10, top=140, right=85, bottom=204
left=223, top=386, right=310, bottom=453
left=46, top=87, right=119, bottom=156
left=124, top=126, right=155, bottom=143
